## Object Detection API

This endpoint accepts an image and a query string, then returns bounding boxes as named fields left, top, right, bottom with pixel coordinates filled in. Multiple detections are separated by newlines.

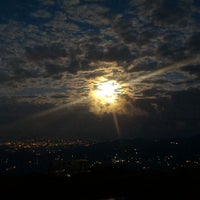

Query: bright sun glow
left=94, top=80, right=120, bottom=104
left=89, top=77, right=130, bottom=115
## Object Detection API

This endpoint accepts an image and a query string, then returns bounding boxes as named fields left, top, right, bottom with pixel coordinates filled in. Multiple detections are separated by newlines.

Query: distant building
left=48, top=159, right=89, bottom=176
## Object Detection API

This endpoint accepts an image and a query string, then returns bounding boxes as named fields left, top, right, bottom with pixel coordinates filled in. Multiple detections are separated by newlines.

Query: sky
left=0, top=0, right=200, bottom=140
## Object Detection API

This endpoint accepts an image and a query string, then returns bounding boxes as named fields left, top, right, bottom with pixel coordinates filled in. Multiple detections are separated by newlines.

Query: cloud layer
left=0, top=0, right=199, bottom=139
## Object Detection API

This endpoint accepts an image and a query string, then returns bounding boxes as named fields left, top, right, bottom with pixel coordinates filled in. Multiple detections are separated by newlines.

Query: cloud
left=25, top=44, right=67, bottom=61
left=124, top=88, right=200, bottom=138
left=45, top=63, right=67, bottom=75
left=186, top=32, right=200, bottom=53
left=31, top=9, right=52, bottom=19
left=39, top=0, right=56, bottom=6
left=113, top=17, right=137, bottom=44
left=128, top=57, right=158, bottom=72
left=182, top=64, right=200, bottom=77
left=0, top=72, right=11, bottom=83
left=144, top=0, right=193, bottom=26
left=156, top=42, right=186, bottom=61
left=0, top=98, right=53, bottom=124
left=103, top=44, right=133, bottom=62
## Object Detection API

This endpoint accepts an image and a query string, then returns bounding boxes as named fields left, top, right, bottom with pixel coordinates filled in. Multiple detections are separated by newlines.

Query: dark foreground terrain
left=1, top=167, right=200, bottom=199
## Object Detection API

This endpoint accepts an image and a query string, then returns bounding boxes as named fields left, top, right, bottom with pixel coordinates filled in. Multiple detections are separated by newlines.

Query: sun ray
left=129, top=55, right=200, bottom=84
left=29, top=97, right=88, bottom=119
left=4, top=97, right=88, bottom=130
left=112, top=112, right=121, bottom=137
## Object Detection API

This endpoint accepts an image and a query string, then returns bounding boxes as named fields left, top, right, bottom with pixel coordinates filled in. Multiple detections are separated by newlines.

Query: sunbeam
left=112, top=112, right=121, bottom=137
left=30, top=97, right=88, bottom=120
left=129, top=55, right=200, bottom=84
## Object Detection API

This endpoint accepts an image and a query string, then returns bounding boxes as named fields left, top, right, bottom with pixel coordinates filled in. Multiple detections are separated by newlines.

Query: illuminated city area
left=1, top=138, right=200, bottom=176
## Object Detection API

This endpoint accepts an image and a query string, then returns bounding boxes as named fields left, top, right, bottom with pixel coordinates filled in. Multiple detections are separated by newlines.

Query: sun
left=89, top=77, right=130, bottom=115
left=93, top=80, right=120, bottom=104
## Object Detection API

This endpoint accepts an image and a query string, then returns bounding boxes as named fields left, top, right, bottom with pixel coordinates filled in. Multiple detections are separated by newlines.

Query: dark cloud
left=2, top=57, right=41, bottom=81
left=85, top=44, right=104, bottom=61
left=114, top=18, right=137, bottom=43
left=0, top=72, right=11, bottom=83
left=84, top=43, right=134, bottom=66
left=186, top=32, right=200, bottom=53
left=169, top=89, right=200, bottom=131
left=137, top=30, right=156, bottom=45
left=25, top=44, right=67, bottom=61
left=13, top=66, right=39, bottom=80
left=141, top=88, right=167, bottom=98
left=126, top=89, right=200, bottom=138
left=0, top=105, right=117, bottom=140
left=113, top=17, right=156, bottom=46
left=104, top=44, right=133, bottom=62
left=129, top=58, right=158, bottom=72
left=182, top=64, right=200, bottom=77
left=0, top=100, right=53, bottom=125
left=45, top=63, right=67, bottom=75
left=152, top=0, right=193, bottom=25
left=157, top=42, right=186, bottom=60
left=30, top=9, right=52, bottom=19
left=65, top=47, right=91, bottom=74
